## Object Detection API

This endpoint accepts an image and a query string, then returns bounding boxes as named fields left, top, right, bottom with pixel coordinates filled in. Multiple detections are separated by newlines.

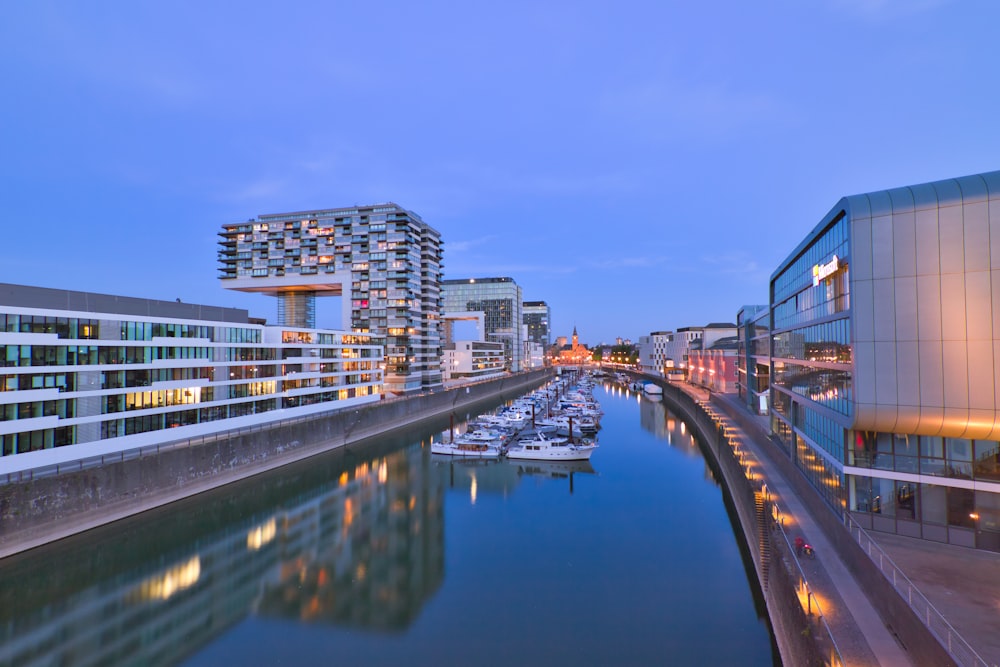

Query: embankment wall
left=0, top=369, right=553, bottom=558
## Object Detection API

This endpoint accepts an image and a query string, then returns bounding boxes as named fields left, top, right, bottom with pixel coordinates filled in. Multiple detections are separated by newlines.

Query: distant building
left=522, top=301, right=551, bottom=346
left=643, top=324, right=737, bottom=378
left=557, top=326, right=590, bottom=365
left=523, top=341, right=545, bottom=369
left=736, top=305, right=770, bottom=415
left=637, top=331, right=672, bottom=376
left=218, top=203, right=443, bottom=395
left=442, top=277, right=523, bottom=372
left=689, top=336, right=739, bottom=393
left=443, top=340, right=506, bottom=380
left=0, top=283, right=381, bottom=473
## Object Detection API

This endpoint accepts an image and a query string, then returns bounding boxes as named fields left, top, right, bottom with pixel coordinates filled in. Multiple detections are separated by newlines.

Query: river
left=0, top=380, right=777, bottom=666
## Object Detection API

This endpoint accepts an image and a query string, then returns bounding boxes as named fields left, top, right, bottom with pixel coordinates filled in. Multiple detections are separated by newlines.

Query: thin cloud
left=601, top=78, right=789, bottom=140
left=447, top=235, right=499, bottom=253
left=826, top=0, right=952, bottom=19
left=588, top=256, right=665, bottom=270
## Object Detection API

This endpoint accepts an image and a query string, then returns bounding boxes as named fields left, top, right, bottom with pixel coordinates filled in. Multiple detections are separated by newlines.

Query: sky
left=3, top=0, right=1000, bottom=345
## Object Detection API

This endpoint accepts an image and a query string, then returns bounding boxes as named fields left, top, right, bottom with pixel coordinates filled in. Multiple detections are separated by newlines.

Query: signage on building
left=812, top=255, right=840, bottom=286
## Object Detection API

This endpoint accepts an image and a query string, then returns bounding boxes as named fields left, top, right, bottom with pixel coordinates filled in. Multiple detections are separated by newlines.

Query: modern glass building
left=523, top=300, right=551, bottom=347
left=736, top=305, right=770, bottom=415
left=442, top=277, right=523, bottom=372
left=219, top=203, right=443, bottom=394
left=0, top=283, right=381, bottom=474
left=769, top=170, right=1000, bottom=551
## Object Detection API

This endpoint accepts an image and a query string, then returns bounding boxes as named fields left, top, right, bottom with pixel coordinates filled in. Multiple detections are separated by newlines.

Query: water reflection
left=0, top=438, right=444, bottom=667
left=634, top=389, right=702, bottom=457
left=432, top=456, right=597, bottom=501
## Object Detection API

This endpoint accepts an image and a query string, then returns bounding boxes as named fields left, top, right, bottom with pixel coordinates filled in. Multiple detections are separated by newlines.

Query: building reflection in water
left=0, top=439, right=444, bottom=667
left=636, top=393, right=702, bottom=458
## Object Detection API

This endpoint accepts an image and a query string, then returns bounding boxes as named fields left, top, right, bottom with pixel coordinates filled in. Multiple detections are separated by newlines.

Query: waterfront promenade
left=676, top=381, right=1000, bottom=667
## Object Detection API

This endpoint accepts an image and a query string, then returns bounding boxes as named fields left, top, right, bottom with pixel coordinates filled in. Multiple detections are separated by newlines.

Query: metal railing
left=693, top=393, right=844, bottom=667
left=844, top=513, right=991, bottom=667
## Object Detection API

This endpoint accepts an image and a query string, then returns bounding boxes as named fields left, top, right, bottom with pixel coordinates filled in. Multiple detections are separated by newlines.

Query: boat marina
left=430, top=372, right=603, bottom=461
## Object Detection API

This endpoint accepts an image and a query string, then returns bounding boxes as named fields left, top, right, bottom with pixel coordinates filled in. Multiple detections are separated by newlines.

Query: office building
left=219, top=203, right=443, bottom=394
left=443, top=340, right=506, bottom=381
left=442, top=277, right=523, bottom=372
left=769, top=170, right=1000, bottom=551
left=0, top=283, right=381, bottom=472
left=637, top=331, right=672, bottom=376
left=523, top=301, right=551, bottom=347
left=736, top=305, right=770, bottom=415
left=688, top=335, right=739, bottom=393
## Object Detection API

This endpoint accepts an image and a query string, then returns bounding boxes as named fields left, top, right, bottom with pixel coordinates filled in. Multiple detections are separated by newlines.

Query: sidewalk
left=681, top=384, right=914, bottom=667
left=693, top=385, right=1000, bottom=667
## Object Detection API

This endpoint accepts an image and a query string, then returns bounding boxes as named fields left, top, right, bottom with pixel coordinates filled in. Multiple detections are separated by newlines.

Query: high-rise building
left=219, top=203, right=443, bottom=394
left=522, top=301, right=551, bottom=346
left=441, top=277, right=523, bottom=372
left=768, top=169, right=1000, bottom=551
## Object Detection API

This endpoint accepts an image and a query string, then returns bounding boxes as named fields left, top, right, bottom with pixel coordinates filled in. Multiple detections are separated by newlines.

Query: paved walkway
left=680, top=384, right=914, bottom=666
left=685, top=384, right=1000, bottom=667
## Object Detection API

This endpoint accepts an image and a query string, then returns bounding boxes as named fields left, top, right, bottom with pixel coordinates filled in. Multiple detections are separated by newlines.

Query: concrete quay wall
left=645, top=377, right=833, bottom=667
left=0, top=369, right=554, bottom=559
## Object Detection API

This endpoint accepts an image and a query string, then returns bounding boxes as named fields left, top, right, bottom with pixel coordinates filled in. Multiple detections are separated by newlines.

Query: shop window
left=947, top=486, right=975, bottom=528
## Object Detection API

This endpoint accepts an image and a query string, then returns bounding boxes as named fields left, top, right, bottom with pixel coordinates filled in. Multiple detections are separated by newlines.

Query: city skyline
left=4, top=2, right=1000, bottom=343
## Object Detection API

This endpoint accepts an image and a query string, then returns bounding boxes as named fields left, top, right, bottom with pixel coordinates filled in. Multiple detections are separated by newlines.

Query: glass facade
left=442, top=278, right=523, bottom=372
left=523, top=301, right=551, bottom=346
left=769, top=170, right=1000, bottom=551
left=771, top=211, right=852, bottom=483
left=736, top=305, right=769, bottom=415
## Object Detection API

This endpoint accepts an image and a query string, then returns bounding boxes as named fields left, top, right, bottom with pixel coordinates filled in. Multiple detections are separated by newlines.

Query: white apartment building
left=0, top=284, right=382, bottom=474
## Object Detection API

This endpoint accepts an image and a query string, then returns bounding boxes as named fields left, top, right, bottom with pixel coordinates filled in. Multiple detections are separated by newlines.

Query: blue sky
left=3, top=1, right=999, bottom=345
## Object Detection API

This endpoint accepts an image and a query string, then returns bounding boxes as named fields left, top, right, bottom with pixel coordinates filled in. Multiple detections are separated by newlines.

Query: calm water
left=0, top=383, right=777, bottom=667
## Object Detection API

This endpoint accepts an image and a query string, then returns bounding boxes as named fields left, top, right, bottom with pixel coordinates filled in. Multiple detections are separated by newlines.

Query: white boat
left=506, top=432, right=597, bottom=461
left=431, top=439, right=502, bottom=458
left=643, top=383, right=663, bottom=395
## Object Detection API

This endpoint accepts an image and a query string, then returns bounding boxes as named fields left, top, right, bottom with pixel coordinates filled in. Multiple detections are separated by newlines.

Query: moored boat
left=506, top=431, right=597, bottom=461
left=431, top=439, right=502, bottom=458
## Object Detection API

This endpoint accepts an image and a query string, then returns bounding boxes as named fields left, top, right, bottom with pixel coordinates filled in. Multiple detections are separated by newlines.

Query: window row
left=772, top=318, right=852, bottom=363
left=772, top=366, right=853, bottom=417
left=851, top=432, right=1000, bottom=481
left=0, top=315, right=100, bottom=339
left=773, top=213, right=849, bottom=303
left=850, top=478, right=997, bottom=534
left=0, top=345, right=213, bottom=367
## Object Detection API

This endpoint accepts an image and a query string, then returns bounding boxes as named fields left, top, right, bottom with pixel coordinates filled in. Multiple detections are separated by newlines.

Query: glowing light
left=470, top=474, right=478, bottom=505
left=246, top=518, right=277, bottom=551
left=132, top=556, right=201, bottom=602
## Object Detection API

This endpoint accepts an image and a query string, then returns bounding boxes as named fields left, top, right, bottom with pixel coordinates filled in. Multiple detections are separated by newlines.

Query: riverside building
left=769, top=170, right=1000, bottom=551
left=442, top=277, right=523, bottom=372
left=0, top=283, right=381, bottom=474
left=522, top=300, right=551, bottom=347
left=736, top=305, right=770, bottom=416
left=218, top=203, right=443, bottom=395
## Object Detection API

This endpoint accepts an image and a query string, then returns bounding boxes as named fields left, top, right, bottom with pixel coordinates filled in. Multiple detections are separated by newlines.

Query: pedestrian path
left=679, top=383, right=914, bottom=666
